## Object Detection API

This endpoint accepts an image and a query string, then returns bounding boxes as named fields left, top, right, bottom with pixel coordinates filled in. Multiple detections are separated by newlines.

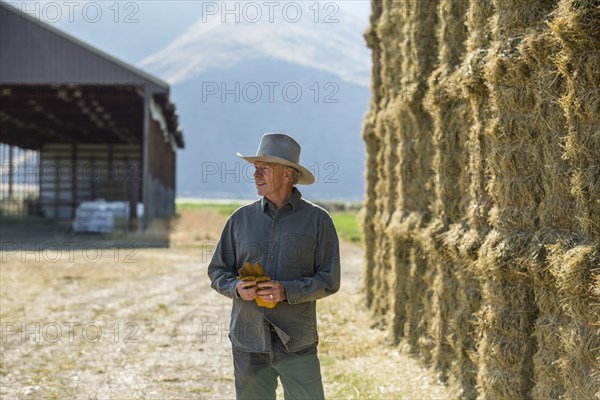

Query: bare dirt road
left=0, top=210, right=453, bottom=399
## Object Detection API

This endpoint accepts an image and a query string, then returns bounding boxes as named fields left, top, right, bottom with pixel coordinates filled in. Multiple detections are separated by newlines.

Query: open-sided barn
left=0, top=2, right=184, bottom=230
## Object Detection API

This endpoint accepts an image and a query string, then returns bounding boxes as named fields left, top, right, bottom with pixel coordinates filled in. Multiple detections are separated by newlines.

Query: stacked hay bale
left=362, top=0, right=600, bottom=398
left=521, top=1, right=576, bottom=397
left=361, top=0, right=402, bottom=331
left=549, top=1, right=600, bottom=397
left=423, top=0, right=470, bottom=383
left=362, top=0, right=439, bottom=359
left=447, top=0, right=495, bottom=397
left=360, top=0, right=380, bottom=313
left=474, top=0, right=559, bottom=397
left=394, top=0, right=439, bottom=361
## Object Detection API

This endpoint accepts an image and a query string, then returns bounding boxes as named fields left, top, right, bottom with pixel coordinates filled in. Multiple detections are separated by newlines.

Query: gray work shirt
left=207, top=187, right=341, bottom=353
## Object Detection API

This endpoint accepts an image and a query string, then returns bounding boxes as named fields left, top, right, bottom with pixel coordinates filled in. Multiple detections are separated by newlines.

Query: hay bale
left=385, top=212, right=423, bottom=340
left=389, top=238, right=411, bottom=341
left=393, top=0, right=439, bottom=363
left=532, top=314, right=566, bottom=399
left=550, top=0, right=600, bottom=239
left=558, top=321, right=600, bottom=400
left=361, top=0, right=386, bottom=313
left=453, top=1, right=496, bottom=394
left=363, top=0, right=440, bottom=349
left=473, top=1, right=558, bottom=396
left=462, top=0, right=494, bottom=234
left=551, top=244, right=600, bottom=399
left=433, top=224, right=467, bottom=383
left=529, top=235, right=569, bottom=399
left=475, top=229, right=538, bottom=399
left=404, top=240, right=432, bottom=357
left=368, top=108, right=400, bottom=325
left=442, top=225, right=482, bottom=398
left=553, top=245, right=599, bottom=325
left=360, top=0, right=600, bottom=398
left=395, top=0, right=437, bottom=216
left=510, top=13, right=574, bottom=399
left=360, top=113, right=379, bottom=310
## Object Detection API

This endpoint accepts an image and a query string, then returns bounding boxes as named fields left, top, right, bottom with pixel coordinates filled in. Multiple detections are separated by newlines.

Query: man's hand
left=257, top=280, right=287, bottom=302
left=236, top=280, right=257, bottom=301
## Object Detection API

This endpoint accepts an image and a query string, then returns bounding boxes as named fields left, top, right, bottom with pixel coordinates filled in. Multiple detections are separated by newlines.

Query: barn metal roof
left=0, top=1, right=184, bottom=148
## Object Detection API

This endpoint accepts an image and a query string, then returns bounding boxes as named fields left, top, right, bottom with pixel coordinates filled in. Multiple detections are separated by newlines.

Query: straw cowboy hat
left=237, top=133, right=315, bottom=185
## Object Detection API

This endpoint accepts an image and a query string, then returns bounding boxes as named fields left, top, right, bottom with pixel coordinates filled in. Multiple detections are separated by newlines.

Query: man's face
left=253, top=161, right=288, bottom=198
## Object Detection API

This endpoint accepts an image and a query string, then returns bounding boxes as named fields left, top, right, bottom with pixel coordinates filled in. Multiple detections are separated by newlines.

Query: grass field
left=176, top=201, right=246, bottom=217
left=329, top=211, right=363, bottom=244
left=176, top=201, right=363, bottom=245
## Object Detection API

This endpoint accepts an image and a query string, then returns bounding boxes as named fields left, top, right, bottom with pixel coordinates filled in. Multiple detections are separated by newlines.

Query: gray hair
left=284, top=165, right=300, bottom=185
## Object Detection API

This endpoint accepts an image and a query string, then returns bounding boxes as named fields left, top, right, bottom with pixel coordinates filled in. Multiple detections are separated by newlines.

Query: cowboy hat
left=236, top=133, right=315, bottom=185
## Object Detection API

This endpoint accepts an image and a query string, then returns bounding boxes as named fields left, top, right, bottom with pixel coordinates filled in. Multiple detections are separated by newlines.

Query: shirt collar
left=261, top=187, right=302, bottom=213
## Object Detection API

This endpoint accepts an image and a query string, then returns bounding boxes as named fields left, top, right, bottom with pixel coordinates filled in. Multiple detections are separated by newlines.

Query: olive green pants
left=232, top=329, right=325, bottom=400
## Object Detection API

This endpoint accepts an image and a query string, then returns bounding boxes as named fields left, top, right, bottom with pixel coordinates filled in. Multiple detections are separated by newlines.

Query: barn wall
left=362, top=1, right=600, bottom=398
left=40, top=143, right=141, bottom=219
left=143, top=108, right=176, bottom=220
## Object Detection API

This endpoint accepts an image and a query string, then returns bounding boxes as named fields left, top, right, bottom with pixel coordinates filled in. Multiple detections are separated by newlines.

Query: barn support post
left=127, top=153, right=138, bottom=231
left=8, top=145, right=14, bottom=198
left=142, top=89, right=151, bottom=231
left=53, top=153, right=59, bottom=218
left=71, top=142, right=77, bottom=218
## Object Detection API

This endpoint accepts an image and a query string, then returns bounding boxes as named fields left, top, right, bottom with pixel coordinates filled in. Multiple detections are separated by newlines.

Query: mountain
left=140, top=2, right=371, bottom=201
left=138, top=4, right=370, bottom=87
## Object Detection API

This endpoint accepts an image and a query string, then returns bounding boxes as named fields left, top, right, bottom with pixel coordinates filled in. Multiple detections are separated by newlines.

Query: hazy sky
left=8, top=0, right=373, bottom=64
left=336, top=1, right=371, bottom=24
left=16, top=1, right=372, bottom=23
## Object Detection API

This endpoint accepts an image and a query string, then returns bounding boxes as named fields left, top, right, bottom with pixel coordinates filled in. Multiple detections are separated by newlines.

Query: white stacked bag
left=72, top=199, right=144, bottom=233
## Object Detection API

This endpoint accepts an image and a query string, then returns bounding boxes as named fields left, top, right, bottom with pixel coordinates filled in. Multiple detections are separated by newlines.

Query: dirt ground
left=0, top=210, right=453, bottom=399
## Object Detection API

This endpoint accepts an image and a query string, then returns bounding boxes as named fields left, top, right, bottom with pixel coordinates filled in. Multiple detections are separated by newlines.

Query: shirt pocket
left=282, top=232, right=316, bottom=272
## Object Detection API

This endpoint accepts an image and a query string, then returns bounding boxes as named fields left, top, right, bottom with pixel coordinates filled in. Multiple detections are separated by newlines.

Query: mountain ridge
left=139, top=2, right=370, bottom=87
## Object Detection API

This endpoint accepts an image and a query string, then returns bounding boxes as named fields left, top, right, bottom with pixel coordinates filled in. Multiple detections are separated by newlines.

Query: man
left=207, top=133, right=341, bottom=400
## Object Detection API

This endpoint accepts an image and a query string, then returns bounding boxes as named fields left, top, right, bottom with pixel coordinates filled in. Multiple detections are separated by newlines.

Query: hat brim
left=236, top=153, right=315, bottom=185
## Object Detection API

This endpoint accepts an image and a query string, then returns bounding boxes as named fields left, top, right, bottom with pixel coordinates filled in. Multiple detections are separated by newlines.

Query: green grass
left=330, top=211, right=363, bottom=245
